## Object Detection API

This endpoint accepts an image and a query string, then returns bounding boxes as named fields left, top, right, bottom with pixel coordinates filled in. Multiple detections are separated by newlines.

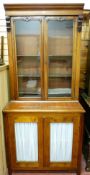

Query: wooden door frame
left=44, top=16, right=80, bottom=100
left=44, top=113, right=81, bottom=170
left=11, top=17, right=44, bottom=100
left=7, top=112, right=43, bottom=170
left=8, top=15, right=81, bottom=101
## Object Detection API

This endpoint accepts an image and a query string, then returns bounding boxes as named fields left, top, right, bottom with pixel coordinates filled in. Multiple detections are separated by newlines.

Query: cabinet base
left=8, top=170, right=81, bottom=175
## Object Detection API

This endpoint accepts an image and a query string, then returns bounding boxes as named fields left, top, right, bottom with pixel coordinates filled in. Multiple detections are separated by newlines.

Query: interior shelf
left=17, top=55, right=72, bottom=58
left=19, top=91, right=40, bottom=95
left=17, top=55, right=40, bottom=57
left=18, top=75, right=71, bottom=78
left=49, top=75, right=71, bottom=78
left=18, top=75, right=40, bottom=78
left=48, top=88, right=71, bottom=95
left=19, top=90, right=41, bottom=97
left=49, top=55, right=72, bottom=58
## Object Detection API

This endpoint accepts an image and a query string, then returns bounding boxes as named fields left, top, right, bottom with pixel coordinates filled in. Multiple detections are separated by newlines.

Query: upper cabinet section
left=4, top=4, right=84, bottom=100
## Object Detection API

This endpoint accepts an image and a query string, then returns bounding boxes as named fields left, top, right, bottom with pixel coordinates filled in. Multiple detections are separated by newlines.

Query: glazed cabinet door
left=44, top=17, right=78, bottom=99
left=44, top=113, right=81, bottom=170
left=10, top=16, right=80, bottom=101
left=11, top=17, right=44, bottom=99
left=5, top=113, right=43, bottom=170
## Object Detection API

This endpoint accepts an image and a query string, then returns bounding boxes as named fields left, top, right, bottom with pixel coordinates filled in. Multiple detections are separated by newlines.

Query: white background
left=0, top=0, right=90, bottom=10
left=0, top=0, right=90, bottom=18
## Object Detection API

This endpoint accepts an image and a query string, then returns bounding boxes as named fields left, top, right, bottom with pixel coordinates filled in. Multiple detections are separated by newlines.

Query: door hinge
left=6, top=16, right=11, bottom=32
left=77, top=15, right=83, bottom=32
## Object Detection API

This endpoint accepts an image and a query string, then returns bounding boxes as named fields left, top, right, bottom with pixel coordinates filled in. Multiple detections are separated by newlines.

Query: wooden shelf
left=49, top=55, right=72, bottom=58
left=48, top=88, right=71, bottom=94
left=49, top=75, right=71, bottom=78
left=17, top=55, right=72, bottom=58
left=17, top=55, right=39, bottom=57
left=18, top=74, right=71, bottom=78
left=19, top=91, right=40, bottom=95
left=18, top=74, right=40, bottom=78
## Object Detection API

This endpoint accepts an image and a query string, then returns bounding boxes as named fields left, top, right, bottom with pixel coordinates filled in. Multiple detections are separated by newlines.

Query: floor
left=12, top=157, right=90, bottom=175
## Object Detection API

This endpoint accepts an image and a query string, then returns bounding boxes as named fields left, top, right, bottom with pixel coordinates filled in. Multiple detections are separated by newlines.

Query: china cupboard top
left=4, top=3, right=84, bottom=16
left=4, top=4, right=84, bottom=100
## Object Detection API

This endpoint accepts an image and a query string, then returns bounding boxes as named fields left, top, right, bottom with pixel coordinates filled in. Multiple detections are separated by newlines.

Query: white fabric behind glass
left=15, top=122, right=38, bottom=162
left=50, top=123, right=73, bottom=162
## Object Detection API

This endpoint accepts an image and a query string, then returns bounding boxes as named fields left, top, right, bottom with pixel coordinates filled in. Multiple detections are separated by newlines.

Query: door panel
left=44, top=17, right=77, bottom=99
left=8, top=113, right=43, bottom=170
left=44, top=113, right=80, bottom=169
left=48, top=19, right=73, bottom=97
left=15, top=122, right=38, bottom=162
left=50, top=123, right=73, bottom=162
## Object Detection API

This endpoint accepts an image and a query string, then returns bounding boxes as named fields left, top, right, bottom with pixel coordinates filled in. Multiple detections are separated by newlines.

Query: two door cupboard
left=3, top=3, right=84, bottom=175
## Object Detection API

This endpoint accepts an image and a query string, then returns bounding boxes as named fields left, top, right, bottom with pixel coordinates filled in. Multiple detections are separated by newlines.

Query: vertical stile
left=75, top=19, right=82, bottom=98
left=44, top=18, right=48, bottom=100
left=11, top=19, right=19, bottom=99
left=72, top=17, right=78, bottom=99
left=40, top=17, right=44, bottom=100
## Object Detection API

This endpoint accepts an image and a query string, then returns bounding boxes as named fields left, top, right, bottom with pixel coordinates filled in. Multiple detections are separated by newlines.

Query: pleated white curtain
left=14, top=122, right=38, bottom=162
left=50, top=123, right=73, bottom=162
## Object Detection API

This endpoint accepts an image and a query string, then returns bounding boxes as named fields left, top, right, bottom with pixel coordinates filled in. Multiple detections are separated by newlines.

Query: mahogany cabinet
left=3, top=3, right=85, bottom=175
left=3, top=101, right=84, bottom=175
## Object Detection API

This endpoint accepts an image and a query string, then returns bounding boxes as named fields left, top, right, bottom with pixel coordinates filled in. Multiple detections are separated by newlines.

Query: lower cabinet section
left=3, top=101, right=84, bottom=175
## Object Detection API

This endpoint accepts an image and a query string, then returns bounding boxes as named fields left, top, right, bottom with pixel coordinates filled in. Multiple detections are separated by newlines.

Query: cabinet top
left=4, top=3, right=84, bottom=16
left=3, top=101, right=84, bottom=113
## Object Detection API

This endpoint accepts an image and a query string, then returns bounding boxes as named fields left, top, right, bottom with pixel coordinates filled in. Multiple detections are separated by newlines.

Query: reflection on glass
left=48, top=19, right=73, bottom=97
left=15, top=19, right=41, bottom=97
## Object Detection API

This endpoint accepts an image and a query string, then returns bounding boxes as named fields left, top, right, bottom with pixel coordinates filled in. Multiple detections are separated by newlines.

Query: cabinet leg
left=8, top=169, right=12, bottom=175
left=77, top=171, right=81, bottom=175
left=77, top=164, right=81, bottom=175
left=86, top=141, right=90, bottom=171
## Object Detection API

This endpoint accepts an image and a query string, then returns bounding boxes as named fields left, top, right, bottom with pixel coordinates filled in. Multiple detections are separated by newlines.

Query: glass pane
left=15, top=122, right=38, bottom=162
left=50, top=123, right=73, bottom=162
left=14, top=19, right=41, bottom=97
left=48, top=19, right=73, bottom=97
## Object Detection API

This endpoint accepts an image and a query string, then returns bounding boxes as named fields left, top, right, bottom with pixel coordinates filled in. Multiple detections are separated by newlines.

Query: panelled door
left=44, top=113, right=81, bottom=170
left=11, top=16, right=44, bottom=99
left=7, top=113, right=43, bottom=170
